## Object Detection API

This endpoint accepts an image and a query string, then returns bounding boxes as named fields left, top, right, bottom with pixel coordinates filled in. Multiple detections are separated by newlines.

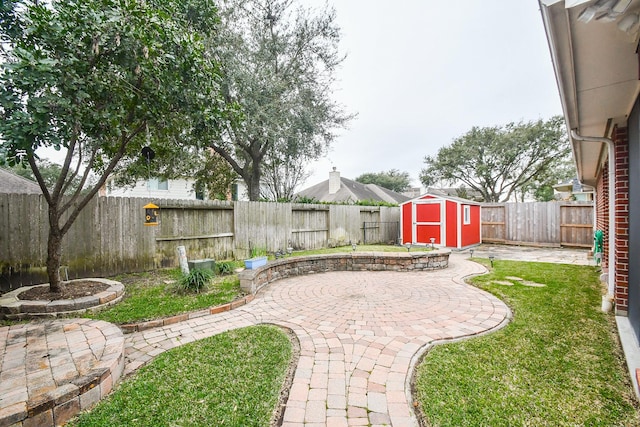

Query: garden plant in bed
left=88, top=262, right=242, bottom=324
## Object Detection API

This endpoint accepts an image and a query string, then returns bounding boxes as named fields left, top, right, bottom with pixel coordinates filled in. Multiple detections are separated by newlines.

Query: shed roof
left=295, top=177, right=410, bottom=204
left=401, top=192, right=482, bottom=206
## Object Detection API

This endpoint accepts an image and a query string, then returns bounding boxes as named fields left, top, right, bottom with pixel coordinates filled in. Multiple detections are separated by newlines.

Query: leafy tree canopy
left=355, top=169, right=411, bottom=193
left=0, top=0, right=224, bottom=291
left=206, top=0, right=353, bottom=201
left=420, top=116, right=571, bottom=202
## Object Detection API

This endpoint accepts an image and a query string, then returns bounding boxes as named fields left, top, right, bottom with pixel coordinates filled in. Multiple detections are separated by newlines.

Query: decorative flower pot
left=244, top=256, right=267, bottom=270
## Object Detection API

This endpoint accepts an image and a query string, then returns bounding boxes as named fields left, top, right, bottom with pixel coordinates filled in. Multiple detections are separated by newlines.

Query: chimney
left=329, top=167, right=340, bottom=194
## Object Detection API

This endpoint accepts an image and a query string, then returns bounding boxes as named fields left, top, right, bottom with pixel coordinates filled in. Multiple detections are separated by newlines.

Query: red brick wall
left=614, top=126, right=630, bottom=314
left=593, top=126, right=630, bottom=315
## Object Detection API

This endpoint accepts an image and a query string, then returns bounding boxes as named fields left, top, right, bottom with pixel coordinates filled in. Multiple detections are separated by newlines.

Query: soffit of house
left=541, top=0, right=640, bottom=186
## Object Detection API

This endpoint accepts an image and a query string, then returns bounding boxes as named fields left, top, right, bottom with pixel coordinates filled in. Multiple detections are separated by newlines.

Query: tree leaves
left=206, top=0, right=353, bottom=200
left=355, top=169, right=411, bottom=193
left=0, top=0, right=226, bottom=289
left=420, top=116, right=571, bottom=202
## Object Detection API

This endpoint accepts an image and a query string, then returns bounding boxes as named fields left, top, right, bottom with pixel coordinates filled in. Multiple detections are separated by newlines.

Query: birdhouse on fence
left=143, top=203, right=159, bottom=226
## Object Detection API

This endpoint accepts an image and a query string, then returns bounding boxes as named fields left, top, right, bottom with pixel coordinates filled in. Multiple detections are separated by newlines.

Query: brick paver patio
left=124, top=254, right=511, bottom=426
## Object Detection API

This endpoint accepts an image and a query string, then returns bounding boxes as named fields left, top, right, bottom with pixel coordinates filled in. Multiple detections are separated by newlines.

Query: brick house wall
left=596, top=126, right=630, bottom=315
left=614, top=126, right=630, bottom=315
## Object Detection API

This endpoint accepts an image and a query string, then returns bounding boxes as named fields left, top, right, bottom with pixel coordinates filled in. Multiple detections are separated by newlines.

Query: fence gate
left=559, top=204, right=594, bottom=248
left=481, top=201, right=593, bottom=247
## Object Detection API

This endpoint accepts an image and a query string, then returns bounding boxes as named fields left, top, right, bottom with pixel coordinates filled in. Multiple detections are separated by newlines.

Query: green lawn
left=415, top=260, right=640, bottom=427
left=69, top=325, right=293, bottom=427
left=87, top=269, right=241, bottom=324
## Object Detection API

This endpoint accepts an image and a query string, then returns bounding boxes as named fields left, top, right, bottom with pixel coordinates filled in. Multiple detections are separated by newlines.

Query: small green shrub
left=250, top=247, right=267, bottom=258
left=216, top=261, right=235, bottom=275
left=177, top=268, right=214, bottom=293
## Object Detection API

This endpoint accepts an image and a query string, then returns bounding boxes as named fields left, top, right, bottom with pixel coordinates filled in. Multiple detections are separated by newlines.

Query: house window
left=149, top=178, right=168, bottom=191
left=463, top=205, right=471, bottom=225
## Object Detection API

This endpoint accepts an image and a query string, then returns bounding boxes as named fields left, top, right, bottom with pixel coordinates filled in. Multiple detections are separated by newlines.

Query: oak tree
left=355, top=169, right=411, bottom=193
left=420, top=116, right=571, bottom=202
left=208, top=0, right=352, bottom=201
left=0, top=0, right=223, bottom=291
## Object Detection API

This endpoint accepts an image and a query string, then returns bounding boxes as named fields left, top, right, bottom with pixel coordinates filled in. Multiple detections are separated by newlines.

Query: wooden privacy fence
left=0, top=194, right=400, bottom=290
left=481, top=201, right=594, bottom=248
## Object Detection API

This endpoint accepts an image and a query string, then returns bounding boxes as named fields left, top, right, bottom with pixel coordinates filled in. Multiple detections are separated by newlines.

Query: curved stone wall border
left=0, top=278, right=124, bottom=320
left=239, top=250, right=451, bottom=295
left=0, top=319, right=125, bottom=427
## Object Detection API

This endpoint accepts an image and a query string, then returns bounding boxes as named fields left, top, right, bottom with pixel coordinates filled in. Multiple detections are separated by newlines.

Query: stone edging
left=119, top=294, right=255, bottom=333
left=0, top=279, right=124, bottom=320
left=238, top=250, right=451, bottom=294
left=1, top=319, right=124, bottom=427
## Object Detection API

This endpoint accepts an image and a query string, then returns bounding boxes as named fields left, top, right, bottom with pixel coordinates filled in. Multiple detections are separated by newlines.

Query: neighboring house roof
left=553, top=178, right=594, bottom=193
left=295, top=169, right=410, bottom=204
left=540, top=1, right=640, bottom=186
left=0, top=168, right=42, bottom=194
left=426, top=187, right=484, bottom=202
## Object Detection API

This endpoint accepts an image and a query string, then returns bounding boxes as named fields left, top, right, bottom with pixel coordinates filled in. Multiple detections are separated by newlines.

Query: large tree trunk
left=46, top=208, right=64, bottom=292
left=248, top=164, right=262, bottom=201
left=46, top=231, right=63, bottom=292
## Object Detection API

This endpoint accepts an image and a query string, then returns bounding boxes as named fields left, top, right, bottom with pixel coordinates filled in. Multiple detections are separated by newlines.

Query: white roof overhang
left=540, top=0, right=640, bottom=186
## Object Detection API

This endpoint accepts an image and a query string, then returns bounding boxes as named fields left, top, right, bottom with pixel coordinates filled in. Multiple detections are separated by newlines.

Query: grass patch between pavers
left=86, top=268, right=241, bottom=324
left=414, top=259, right=640, bottom=427
left=69, top=325, right=293, bottom=427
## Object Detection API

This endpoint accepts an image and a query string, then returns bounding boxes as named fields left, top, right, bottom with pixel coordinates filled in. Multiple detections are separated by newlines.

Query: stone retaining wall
left=239, top=250, right=450, bottom=294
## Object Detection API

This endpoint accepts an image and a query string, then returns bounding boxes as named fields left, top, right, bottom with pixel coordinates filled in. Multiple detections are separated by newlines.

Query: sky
left=301, top=0, right=563, bottom=189
left=36, top=1, right=563, bottom=193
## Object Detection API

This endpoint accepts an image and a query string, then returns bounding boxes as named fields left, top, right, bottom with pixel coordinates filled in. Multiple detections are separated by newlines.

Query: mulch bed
left=18, top=281, right=110, bottom=301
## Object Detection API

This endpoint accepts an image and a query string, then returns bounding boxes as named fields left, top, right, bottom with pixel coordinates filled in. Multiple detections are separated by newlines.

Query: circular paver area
left=124, top=255, right=510, bottom=427
left=0, top=319, right=124, bottom=427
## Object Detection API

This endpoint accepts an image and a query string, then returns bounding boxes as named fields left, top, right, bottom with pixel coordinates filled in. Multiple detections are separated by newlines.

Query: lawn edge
left=119, top=293, right=254, bottom=333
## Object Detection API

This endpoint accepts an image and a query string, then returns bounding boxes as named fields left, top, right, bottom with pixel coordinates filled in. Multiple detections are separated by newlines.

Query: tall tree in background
left=208, top=0, right=352, bottom=201
left=419, top=116, right=571, bottom=202
left=518, top=157, right=575, bottom=202
left=0, top=0, right=223, bottom=292
left=355, top=169, right=411, bottom=193
left=261, top=151, right=311, bottom=201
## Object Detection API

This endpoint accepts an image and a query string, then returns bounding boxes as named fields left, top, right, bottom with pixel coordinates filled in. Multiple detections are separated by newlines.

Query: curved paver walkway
left=124, top=254, right=510, bottom=427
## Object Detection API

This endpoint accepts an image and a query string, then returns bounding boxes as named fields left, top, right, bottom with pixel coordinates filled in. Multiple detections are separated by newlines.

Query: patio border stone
left=0, top=319, right=125, bottom=427
left=0, top=278, right=124, bottom=320
left=238, top=250, right=451, bottom=294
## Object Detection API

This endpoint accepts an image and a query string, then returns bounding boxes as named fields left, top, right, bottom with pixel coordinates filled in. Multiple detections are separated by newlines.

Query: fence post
left=176, top=245, right=189, bottom=274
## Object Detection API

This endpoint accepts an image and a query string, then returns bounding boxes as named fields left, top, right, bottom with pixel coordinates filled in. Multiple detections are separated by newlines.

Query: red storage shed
left=401, top=193, right=481, bottom=249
